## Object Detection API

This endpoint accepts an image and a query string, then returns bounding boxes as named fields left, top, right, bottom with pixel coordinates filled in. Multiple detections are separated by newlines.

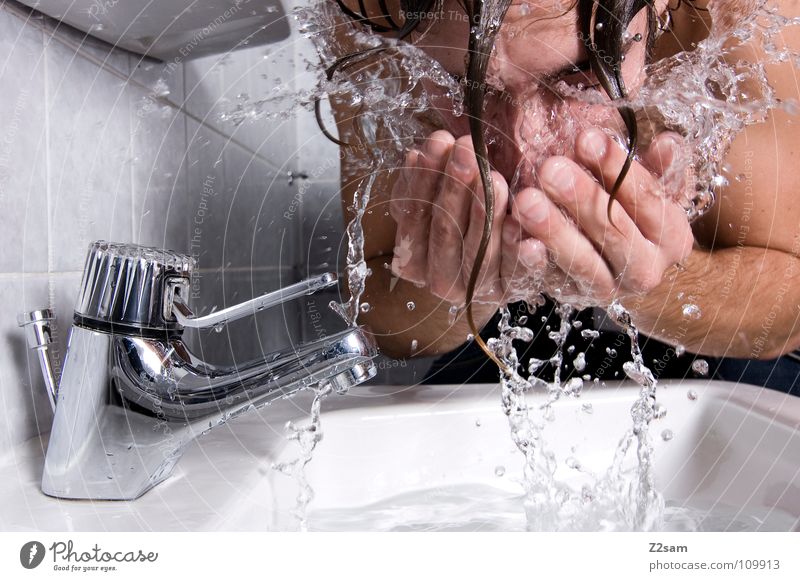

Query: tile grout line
left=42, top=16, right=56, bottom=314
left=129, top=52, right=136, bottom=245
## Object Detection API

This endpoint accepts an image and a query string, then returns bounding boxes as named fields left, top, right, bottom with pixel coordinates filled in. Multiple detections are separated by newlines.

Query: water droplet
left=406, top=301, right=416, bottom=311
left=572, top=320, right=583, bottom=329
left=692, top=359, right=709, bottom=376
left=564, top=377, right=583, bottom=395
left=494, top=465, right=506, bottom=477
left=661, top=429, right=674, bottom=441
left=687, top=389, right=698, bottom=401
left=475, top=418, right=482, bottom=427
left=581, top=402, right=593, bottom=414
left=213, top=323, right=225, bottom=333
left=573, top=352, right=587, bottom=372
left=675, top=344, right=686, bottom=356
left=360, top=302, right=371, bottom=313
left=448, top=305, right=459, bottom=324
left=410, top=339, right=419, bottom=352
left=682, top=304, right=702, bottom=320
left=654, top=402, right=667, bottom=419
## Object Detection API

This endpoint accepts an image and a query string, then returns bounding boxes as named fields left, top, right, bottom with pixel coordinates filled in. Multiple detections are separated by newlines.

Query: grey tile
left=220, top=140, right=300, bottom=270
left=0, top=275, right=54, bottom=450
left=185, top=117, right=227, bottom=270
left=129, top=66, right=189, bottom=252
left=46, top=31, right=134, bottom=271
left=296, top=180, right=346, bottom=276
left=181, top=267, right=304, bottom=367
left=293, top=31, right=340, bottom=182
left=0, top=7, right=48, bottom=273
left=295, top=102, right=340, bottom=183
left=183, top=41, right=300, bottom=173
left=185, top=116, right=301, bottom=271
left=41, top=10, right=131, bottom=76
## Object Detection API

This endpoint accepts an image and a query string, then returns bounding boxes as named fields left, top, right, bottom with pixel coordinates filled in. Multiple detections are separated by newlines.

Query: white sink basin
left=1, top=380, right=798, bottom=531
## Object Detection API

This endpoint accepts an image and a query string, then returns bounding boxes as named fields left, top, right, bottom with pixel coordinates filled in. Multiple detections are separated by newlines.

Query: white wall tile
left=129, top=59, right=189, bottom=252
left=184, top=40, right=300, bottom=168
left=0, top=7, right=48, bottom=273
left=45, top=28, right=134, bottom=271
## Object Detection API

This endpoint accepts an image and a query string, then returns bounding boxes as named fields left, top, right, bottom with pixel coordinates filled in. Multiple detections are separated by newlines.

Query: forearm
left=627, top=246, right=800, bottom=359
left=357, top=256, right=501, bottom=358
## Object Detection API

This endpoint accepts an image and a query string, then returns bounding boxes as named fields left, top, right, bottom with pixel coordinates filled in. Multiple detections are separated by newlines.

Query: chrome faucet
left=19, top=241, right=378, bottom=500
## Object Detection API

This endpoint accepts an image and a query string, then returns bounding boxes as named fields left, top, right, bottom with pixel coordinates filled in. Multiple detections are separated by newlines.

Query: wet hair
left=325, top=0, right=658, bottom=373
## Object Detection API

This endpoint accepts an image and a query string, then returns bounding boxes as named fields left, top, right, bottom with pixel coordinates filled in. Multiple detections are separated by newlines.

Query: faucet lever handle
left=167, top=272, right=338, bottom=329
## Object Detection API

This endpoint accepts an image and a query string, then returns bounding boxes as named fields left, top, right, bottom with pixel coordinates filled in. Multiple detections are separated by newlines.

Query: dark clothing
left=423, top=299, right=800, bottom=396
left=710, top=355, right=800, bottom=396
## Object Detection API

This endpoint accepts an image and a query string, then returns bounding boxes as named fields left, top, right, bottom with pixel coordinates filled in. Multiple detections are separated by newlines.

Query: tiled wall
left=0, top=0, right=431, bottom=458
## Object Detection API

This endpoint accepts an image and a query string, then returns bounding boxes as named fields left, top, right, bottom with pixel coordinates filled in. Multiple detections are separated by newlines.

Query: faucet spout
left=111, top=329, right=377, bottom=423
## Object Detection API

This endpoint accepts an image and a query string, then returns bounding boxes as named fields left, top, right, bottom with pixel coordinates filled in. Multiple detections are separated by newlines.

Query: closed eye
left=553, top=36, right=642, bottom=88
left=548, top=60, right=600, bottom=88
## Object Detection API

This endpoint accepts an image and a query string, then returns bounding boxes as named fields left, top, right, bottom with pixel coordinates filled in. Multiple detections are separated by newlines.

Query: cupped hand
left=389, top=130, right=510, bottom=305
left=503, top=127, right=695, bottom=306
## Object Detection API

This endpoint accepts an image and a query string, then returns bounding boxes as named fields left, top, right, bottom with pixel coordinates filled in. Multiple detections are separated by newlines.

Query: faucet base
left=40, top=325, right=378, bottom=500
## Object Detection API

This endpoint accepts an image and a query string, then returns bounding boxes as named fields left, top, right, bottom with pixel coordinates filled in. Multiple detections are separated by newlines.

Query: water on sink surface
left=307, top=484, right=799, bottom=532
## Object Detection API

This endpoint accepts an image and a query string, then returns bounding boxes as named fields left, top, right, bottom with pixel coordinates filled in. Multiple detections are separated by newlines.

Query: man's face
left=418, top=1, right=659, bottom=180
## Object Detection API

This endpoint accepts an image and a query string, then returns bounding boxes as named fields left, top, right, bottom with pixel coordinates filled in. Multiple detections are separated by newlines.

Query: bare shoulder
left=692, top=0, right=800, bottom=254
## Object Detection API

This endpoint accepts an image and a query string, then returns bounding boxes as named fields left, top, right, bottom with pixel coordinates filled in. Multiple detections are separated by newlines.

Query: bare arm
left=628, top=0, right=800, bottom=358
left=332, top=100, right=500, bottom=358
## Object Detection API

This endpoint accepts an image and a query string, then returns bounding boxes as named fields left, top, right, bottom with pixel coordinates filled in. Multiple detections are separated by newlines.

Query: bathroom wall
left=0, top=0, right=431, bottom=458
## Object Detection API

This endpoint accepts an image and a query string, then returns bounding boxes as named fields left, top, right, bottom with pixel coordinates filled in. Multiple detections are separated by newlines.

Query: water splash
left=232, top=0, right=799, bottom=531
left=553, top=0, right=800, bottom=219
left=272, top=382, right=332, bottom=531
left=489, top=300, right=664, bottom=531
